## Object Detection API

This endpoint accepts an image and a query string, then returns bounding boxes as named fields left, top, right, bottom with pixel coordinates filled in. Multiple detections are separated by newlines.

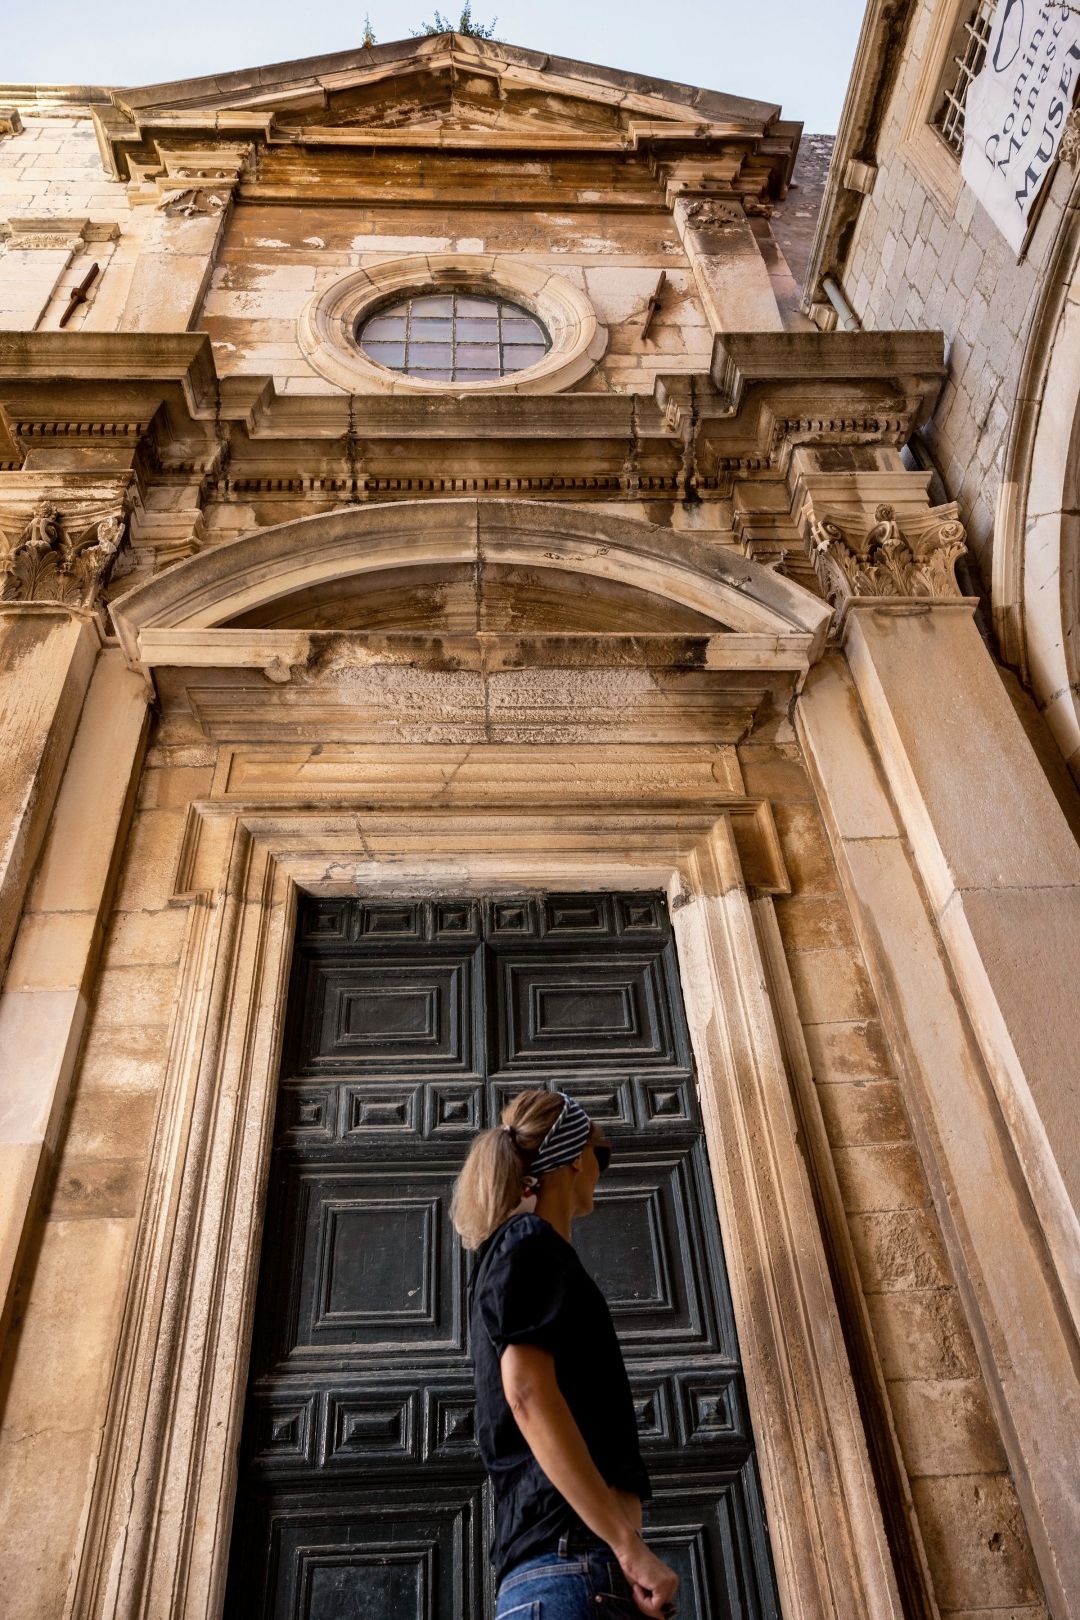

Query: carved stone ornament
left=1060, top=106, right=1080, bottom=169
left=126, top=144, right=251, bottom=209
left=684, top=197, right=744, bottom=228
left=0, top=500, right=128, bottom=607
left=159, top=187, right=230, bottom=217
left=807, top=501, right=967, bottom=614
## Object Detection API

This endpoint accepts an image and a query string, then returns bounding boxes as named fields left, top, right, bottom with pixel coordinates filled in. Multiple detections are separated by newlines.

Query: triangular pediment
left=96, top=33, right=795, bottom=177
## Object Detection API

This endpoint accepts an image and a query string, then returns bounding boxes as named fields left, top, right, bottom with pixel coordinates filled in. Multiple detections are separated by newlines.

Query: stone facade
left=0, top=27, right=1076, bottom=1620
left=803, top=0, right=1080, bottom=788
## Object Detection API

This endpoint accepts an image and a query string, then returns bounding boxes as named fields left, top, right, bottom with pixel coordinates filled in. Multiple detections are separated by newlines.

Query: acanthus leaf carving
left=0, top=499, right=129, bottom=608
left=806, top=500, right=967, bottom=617
left=1060, top=105, right=1080, bottom=168
left=159, top=187, right=229, bottom=217
left=683, top=197, right=744, bottom=228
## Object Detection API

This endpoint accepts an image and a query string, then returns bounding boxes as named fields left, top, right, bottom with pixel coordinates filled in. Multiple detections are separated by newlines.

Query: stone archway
left=994, top=233, right=1080, bottom=786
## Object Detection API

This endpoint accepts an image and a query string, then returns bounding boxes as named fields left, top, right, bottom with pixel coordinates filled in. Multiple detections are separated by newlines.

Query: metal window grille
left=357, top=291, right=550, bottom=382
left=933, top=0, right=997, bottom=156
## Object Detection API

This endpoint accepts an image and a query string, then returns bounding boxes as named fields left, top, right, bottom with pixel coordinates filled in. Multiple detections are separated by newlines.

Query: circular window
left=299, top=255, right=607, bottom=395
left=358, top=292, right=550, bottom=383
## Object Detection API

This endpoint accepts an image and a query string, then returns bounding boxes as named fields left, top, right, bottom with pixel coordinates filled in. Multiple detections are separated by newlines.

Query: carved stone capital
left=682, top=196, right=745, bottom=228
left=1060, top=106, right=1080, bottom=169
left=803, top=499, right=967, bottom=615
left=127, top=143, right=252, bottom=209
left=0, top=480, right=135, bottom=608
left=788, top=459, right=970, bottom=623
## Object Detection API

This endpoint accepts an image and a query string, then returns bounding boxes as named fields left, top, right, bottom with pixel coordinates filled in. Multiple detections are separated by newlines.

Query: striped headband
left=529, top=1092, right=593, bottom=1178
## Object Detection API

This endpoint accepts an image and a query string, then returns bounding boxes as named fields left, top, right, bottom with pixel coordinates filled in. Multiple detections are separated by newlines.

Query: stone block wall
left=836, top=0, right=1078, bottom=585
left=0, top=107, right=713, bottom=394
left=204, top=202, right=711, bottom=396
left=0, top=113, right=134, bottom=331
left=738, top=720, right=1047, bottom=1620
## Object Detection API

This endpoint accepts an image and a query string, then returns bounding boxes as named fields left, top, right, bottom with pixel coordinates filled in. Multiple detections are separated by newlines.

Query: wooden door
left=226, top=892, right=778, bottom=1619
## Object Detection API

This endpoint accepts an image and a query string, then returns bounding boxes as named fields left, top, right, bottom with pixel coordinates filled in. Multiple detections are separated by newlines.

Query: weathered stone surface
left=911, top=1475, right=1043, bottom=1610
left=831, top=1143, right=931, bottom=1214
left=770, top=799, right=840, bottom=894
left=773, top=893, right=857, bottom=953
left=49, top=1154, right=146, bottom=1219
left=786, top=945, right=878, bottom=1025
left=817, top=1079, right=910, bottom=1147
left=887, top=1378, right=1008, bottom=1477
left=802, top=1018, right=895, bottom=1082
left=865, top=1290, right=980, bottom=1382
left=847, top=1209, right=952, bottom=1292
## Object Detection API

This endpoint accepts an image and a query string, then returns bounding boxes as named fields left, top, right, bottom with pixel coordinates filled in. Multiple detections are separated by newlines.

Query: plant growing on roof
left=413, top=5, right=498, bottom=37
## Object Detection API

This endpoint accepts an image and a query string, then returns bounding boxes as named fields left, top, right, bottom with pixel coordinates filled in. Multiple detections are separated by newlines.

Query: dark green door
left=226, top=892, right=778, bottom=1619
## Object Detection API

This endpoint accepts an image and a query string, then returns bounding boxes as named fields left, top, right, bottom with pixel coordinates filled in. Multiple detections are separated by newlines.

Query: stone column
left=791, top=453, right=1080, bottom=1620
left=667, top=174, right=784, bottom=334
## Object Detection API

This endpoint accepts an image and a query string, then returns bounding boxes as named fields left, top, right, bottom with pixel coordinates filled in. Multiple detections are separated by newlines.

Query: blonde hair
left=451, top=1090, right=572, bottom=1250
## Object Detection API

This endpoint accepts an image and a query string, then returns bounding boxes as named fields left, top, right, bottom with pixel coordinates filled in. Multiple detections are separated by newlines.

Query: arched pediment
left=113, top=498, right=830, bottom=659
left=114, top=502, right=829, bottom=745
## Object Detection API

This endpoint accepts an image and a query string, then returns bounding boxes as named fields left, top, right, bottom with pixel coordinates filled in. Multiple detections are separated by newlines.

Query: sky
left=4, top=0, right=866, bottom=132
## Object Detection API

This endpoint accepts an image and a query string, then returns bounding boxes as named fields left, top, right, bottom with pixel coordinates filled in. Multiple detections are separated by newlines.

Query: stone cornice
left=89, top=32, right=796, bottom=188
left=109, top=34, right=781, bottom=126
left=0, top=330, right=946, bottom=505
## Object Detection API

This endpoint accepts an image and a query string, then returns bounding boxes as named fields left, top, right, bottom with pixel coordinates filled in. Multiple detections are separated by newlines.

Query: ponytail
left=451, top=1089, right=565, bottom=1250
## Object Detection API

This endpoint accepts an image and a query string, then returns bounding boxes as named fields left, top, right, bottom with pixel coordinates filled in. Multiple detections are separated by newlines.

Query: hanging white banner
left=961, top=0, right=1080, bottom=252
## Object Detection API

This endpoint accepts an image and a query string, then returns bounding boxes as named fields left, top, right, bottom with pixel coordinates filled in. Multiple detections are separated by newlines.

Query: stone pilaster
left=0, top=645, right=148, bottom=1343
left=0, top=473, right=135, bottom=977
left=666, top=165, right=784, bottom=334
left=791, top=450, right=1080, bottom=1620
left=119, top=144, right=251, bottom=332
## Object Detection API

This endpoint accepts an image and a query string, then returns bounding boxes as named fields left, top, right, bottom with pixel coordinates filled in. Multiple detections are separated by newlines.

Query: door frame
left=71, top=781, right=902, bottom=1620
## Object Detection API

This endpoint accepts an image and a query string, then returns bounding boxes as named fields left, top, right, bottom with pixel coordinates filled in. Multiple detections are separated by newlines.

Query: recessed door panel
left=287, top=951, right=482, bottom=1078
left=493, top=950, right=684, bottom=1072
left=268, top=1167, right=462, bottom=1364
left=227, top=893, right=778, bottom=1619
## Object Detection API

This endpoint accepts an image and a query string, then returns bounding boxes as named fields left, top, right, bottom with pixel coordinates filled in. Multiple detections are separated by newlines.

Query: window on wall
left=357, top=291, right=550, bottom=382
left=932, top=0, right=996, bottom=156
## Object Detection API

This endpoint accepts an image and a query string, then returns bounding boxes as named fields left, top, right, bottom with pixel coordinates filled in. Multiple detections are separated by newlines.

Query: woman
left=453, top=1089, right=680, bottom=1620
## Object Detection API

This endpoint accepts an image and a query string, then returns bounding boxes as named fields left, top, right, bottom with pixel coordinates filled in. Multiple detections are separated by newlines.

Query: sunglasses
left=592, top=1142, right=612, bottom=1175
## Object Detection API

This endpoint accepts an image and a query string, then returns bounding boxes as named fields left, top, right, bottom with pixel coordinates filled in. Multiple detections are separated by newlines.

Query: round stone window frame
left=299, top=254, right=607, bottom=395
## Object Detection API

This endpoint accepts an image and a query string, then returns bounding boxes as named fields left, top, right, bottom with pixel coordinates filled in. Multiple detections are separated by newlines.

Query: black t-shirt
left=470, top=1212, right=651, bottom=1583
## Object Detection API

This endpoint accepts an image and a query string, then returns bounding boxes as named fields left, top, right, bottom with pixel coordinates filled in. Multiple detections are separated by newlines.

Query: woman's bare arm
left=501, top=1342, right=678, bottom=1619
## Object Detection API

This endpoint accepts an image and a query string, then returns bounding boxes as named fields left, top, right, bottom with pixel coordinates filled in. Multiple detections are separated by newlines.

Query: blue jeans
left=495, top=1532, right=639, bottom=1619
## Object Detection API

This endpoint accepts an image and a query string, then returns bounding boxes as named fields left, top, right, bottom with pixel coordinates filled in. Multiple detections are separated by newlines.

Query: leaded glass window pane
left=357, top=291, right=550, bottom=380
